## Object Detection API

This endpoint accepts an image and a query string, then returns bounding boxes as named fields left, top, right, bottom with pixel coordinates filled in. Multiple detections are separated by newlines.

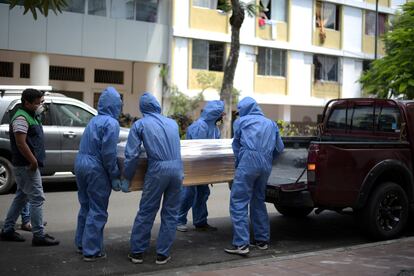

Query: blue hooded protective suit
left=230, top=97, right=284, bottom=246
left=177, top=100, right=224, bottom=227
left=74, top=87, right=122, bottom=256
left=124, top=93, right=183, bottom=257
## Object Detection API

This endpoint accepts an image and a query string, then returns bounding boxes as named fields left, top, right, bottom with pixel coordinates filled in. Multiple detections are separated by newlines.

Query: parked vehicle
left=0, top=86, right=128, bottom=194
left=266, top=98, right=414, bottom=240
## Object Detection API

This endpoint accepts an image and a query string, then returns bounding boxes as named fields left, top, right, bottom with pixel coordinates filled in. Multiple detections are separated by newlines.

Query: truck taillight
left=307, top=144, right=319, bottom=184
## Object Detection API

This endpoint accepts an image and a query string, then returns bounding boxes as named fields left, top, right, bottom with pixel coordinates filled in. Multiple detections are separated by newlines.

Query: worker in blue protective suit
left=176, top=100, right=225, bottom=232
left=123, top=92, right=183, bottom=265
left=74, top=87, right=123, bottom=262
left=224, top=97, right=284, bottom=256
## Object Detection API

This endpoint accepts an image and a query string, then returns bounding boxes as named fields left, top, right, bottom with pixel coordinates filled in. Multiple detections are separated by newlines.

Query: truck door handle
left=63, top=131, right=76, bottom=139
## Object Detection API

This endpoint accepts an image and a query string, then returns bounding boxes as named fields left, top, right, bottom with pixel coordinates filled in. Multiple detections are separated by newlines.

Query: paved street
left=0, top=182, right=413, bottom=275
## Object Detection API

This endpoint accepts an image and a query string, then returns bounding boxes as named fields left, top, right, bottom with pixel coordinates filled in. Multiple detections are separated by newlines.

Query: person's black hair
left=21, top=89, right=44, bottom=105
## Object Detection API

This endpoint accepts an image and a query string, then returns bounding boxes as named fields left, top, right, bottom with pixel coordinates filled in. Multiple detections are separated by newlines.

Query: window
left=352, top=106, right=374, bottom=131
left=94, top=69, right=124, bottom=84
left=362, top=60, right=372, bottom=72
left=377, top=107, right=401, bottom=132
left=316, top=1, right=340, bottom=31
left=111, top=0, right=135, bottom=20
left=327, top=107, right=347, bottom=130
left=88, top=0, right=106, bottom=16
left=136, top=0, right=158, bottom=23
left=49, top=66, right=85, bottom=82
left=193, top=0, right=226, bottom=10
left=313, top=55, right=338, bottom=82
left=0, top=61, right=13, bottom=78
left=365, top=11, right=387, bottom=35
left=54, top=104, right=94, bottom=127
left=63, top=0, right=85, bottom=14
left=20, top=63, right=30, bottom=79
left=260, top=0, right=287, bottom=21
left=55, top=91, right=84, bottom=101
left=257, top=47, right=286, bottom=77
left=192, top=40, right=225, bottom=72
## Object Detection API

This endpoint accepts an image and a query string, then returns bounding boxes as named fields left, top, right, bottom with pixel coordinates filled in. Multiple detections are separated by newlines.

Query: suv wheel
left=0, top=156, right=15, bottom=194
left=357, top=182, right=408, bottom=240
left=275, top=205, right=314, bottom=218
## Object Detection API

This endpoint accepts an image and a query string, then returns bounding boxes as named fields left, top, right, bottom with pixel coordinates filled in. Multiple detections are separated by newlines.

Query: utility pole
left=374, top=0, right=379, bottom=59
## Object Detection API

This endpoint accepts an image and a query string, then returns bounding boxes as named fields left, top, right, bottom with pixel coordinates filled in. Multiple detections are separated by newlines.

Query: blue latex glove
left=111, top=179, right=121, bottom=192
left=121, top=179, right=130, bottom=193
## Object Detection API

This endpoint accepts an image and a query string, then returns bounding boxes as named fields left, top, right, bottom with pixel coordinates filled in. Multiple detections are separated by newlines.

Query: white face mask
left=35, top=105, right=44, bottom=115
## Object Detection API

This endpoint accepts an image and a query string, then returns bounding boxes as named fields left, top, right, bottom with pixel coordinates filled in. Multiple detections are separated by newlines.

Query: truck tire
left=357, top=182, right=408, bottom=240
left=0, top=156, right=15, bottom=195
left=275, top=205, right=313, bottom=217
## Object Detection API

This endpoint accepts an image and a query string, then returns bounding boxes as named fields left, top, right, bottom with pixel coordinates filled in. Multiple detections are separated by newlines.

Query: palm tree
left=5, top=0, right=67, bottom=20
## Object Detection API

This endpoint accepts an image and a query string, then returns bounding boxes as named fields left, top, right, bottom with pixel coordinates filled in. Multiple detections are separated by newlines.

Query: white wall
left=343, top=6, right=362, bottom=54
left=0, top=4, right=169, bottom=63
left=288, top=51, right=312, bottom=98
left=171, top=38, right=189, bottom=93
left=391, top=0, right=406, bottom=10
left=289, top=0, right=313, bottom=48
left=342, top=57, right=363, bottom=98
left=234, top=45, right=255, bottom=99
left=173, top=0, right=189, bottom=30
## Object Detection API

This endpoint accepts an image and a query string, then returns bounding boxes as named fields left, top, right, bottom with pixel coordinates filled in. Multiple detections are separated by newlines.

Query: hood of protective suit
left=139, top=92, right=161, bottom=116
left=98, top=87, right=122, bottom=119
left=237, top=97, right=264, bottom=117
left=201, top=100, right=224, bottom=122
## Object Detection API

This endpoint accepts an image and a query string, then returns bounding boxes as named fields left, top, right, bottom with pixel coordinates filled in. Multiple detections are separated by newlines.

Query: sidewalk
left=170, top=237, right=414, bottom=276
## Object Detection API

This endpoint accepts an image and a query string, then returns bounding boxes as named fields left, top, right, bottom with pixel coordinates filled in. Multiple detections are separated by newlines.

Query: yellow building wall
left=365, top=0, right=390, bottom=7
left=254, top=76, right=287, bottom=95
left=312, top=82, right=341, bottom=99
left=190, top=2, right=229, bottom=33
left=313, top=29, right=341, bottom=49
left=362, top=35, right=386, bottom=55
left=256, top=22, right=288, bottom=41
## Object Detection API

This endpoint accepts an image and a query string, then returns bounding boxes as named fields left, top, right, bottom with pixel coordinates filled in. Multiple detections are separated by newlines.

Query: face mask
left=215, top=116, right=223, bottom=126
left=35, top=105, right=44, bottom=116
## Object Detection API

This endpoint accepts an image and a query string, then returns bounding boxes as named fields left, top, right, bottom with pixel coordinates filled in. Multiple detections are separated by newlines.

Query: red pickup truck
left=266, top=98, right=414, bottom=241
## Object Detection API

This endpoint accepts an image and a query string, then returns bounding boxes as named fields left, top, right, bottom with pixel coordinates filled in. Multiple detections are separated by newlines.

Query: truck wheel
left=275, top=205, right=313, bottom=217
left=0, top=156, right=15, bottom=195
left=357, top=182, right=408, bottom=240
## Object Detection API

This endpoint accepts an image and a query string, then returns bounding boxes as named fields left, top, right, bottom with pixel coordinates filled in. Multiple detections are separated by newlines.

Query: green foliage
left=276, top=120, right=317, bottom=137
left=359, top=2, right=414, bottom=99
left=196, top=71, right=240, bottom=105
left=216, top=0, right=260, bottom=17
left=167, top=86, right=204, bottom=117
left=169, top=114, right=193, bottom=139
left=6, top=0, right=67, bottom=19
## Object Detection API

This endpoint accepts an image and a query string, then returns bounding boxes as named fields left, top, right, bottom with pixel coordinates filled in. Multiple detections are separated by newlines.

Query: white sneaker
left=176, top=224, right=188, bottom=232
left=224, top=244, right=250, bottom=256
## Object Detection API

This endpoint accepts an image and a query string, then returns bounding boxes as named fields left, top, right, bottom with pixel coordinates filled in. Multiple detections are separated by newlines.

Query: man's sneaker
left=32, top=234, right=59, bottom=246
left=251, top=240, right=269, bottom=250
left=176, top=224, right=188, bottom=232
left=128, top=252, right=143, bottom=264
left=83, top=253, right=107, bottom=262
left=155, top=254, right=171, bottom=265
left=0, top=230, right=25, bottom=242
left=194, top=224, right=218, bottom=232
left=224, top=244, right=249, bottom=256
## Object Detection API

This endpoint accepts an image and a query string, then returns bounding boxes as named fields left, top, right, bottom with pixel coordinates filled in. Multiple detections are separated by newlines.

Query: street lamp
left=374, top=0, right=379, bottom=59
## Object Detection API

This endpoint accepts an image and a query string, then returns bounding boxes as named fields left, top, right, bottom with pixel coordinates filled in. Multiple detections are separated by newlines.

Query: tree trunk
left=220, top=0, right=245, bottom=138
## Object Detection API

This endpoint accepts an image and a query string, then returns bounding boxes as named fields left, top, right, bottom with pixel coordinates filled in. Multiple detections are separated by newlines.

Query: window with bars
left=365, top=11, right=387, bottom=35
left=20, top=63, right=30, bottom=79
left=50, top=66, right=85, bottom=82
left=0, top=61, right=13, bottom=78
left=313, top=55, right=339, bottom=82
left=94, top=69, right=124, bottom=84
left=63, top=0, right=85, bottom=14
left=192, top=39, right=225, bottom=72
left=257, top=47, right=286, bottom=77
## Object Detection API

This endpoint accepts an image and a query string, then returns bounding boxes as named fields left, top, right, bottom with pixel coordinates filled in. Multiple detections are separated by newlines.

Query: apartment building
left=171, top=0, right=406, bottom=122
left=0, top=0, right=407, bottom=121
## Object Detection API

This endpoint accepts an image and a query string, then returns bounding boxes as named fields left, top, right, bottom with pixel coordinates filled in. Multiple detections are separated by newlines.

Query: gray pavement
left=0, top=183, right=413, bottom=275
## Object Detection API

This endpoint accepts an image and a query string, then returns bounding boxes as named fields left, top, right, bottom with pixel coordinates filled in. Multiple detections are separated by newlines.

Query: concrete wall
left=343, top=6, right=363, bottom=54
left=0, top=3, right=169, bottom=63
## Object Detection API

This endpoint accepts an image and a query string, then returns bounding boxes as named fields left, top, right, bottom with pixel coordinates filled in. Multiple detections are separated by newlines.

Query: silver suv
left=0, top=86, right=129, bottom=194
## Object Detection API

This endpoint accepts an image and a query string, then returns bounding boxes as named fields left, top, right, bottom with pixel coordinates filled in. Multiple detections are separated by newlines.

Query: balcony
left=365, top=0, right=390, bottom=7
left=312, top=81, right=340, bottom=99
left=362, top=34, right=386, bottom=56
left=256, top=20, right=288, bottom=41
left=190, top=5, right=229, bottom=34
left=313, top=28, right=341, bottom=49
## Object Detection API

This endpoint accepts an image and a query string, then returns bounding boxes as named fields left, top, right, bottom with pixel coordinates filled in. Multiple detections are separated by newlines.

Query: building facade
left=0, top=0, right=408, bottom=121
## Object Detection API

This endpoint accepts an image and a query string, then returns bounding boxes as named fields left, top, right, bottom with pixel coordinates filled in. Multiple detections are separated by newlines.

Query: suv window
left=53, top=104, right=94, bottom=127
left=327, top=107, right=347, bottom=129
left=351, top=106, right=374, bottom=131
left=377, top=107, right=401, bottom=132
left=1, top=103, right=53, bottom=126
